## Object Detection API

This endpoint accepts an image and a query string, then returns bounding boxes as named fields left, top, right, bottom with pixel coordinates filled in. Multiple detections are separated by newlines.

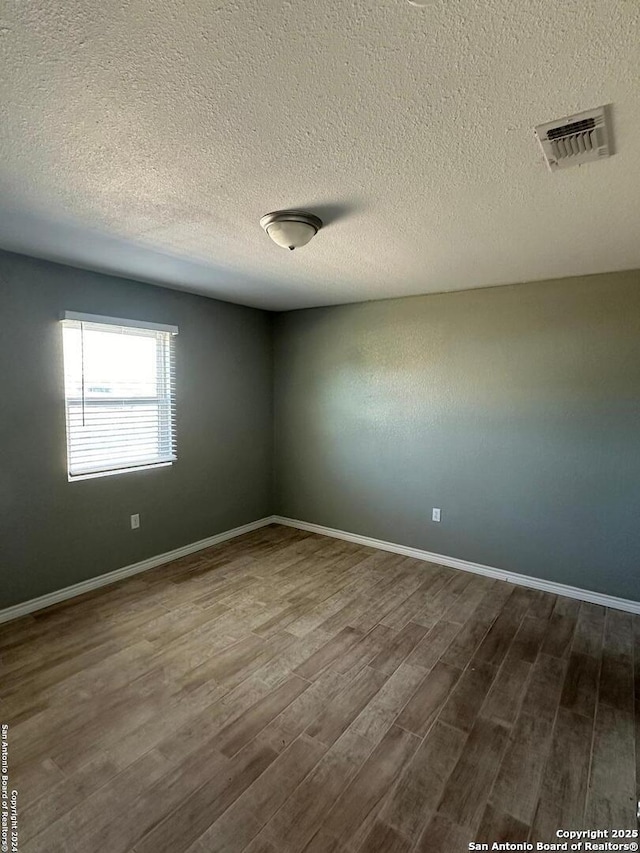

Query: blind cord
left=80, top=321, right=86, bottom=427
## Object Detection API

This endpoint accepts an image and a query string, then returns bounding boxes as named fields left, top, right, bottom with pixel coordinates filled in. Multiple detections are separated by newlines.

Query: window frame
left=60, top=312, right=178, bottom=482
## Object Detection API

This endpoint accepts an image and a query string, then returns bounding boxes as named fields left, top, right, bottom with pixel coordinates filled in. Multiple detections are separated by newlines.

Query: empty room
left=1, top=1, right=639, bottom=852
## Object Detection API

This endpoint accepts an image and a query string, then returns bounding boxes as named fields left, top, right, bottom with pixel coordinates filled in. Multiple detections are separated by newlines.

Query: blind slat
left=68, top=441, right=174, bottom=455
left=70, top=449, right=175, bottom=462
left=66, top=423, right=176, bottom=434
left=68, top=432, right=175, bottom=444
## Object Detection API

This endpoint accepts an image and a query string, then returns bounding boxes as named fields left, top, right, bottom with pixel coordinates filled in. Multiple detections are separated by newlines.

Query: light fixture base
left=260, top=210, right=322, bottom=231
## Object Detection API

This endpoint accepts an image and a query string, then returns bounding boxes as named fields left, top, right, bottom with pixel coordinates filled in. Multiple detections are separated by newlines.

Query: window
left=61, top=312, right=177, bottom=480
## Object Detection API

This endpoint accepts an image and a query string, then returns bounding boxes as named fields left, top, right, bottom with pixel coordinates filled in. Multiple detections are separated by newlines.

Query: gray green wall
left=0, top=250, right=273, bottom=608
left=273, top=271, right=640, bottom=600
left=2, top=253, right=638, bottom=609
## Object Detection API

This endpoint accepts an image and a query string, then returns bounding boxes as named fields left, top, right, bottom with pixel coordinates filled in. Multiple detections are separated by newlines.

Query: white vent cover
left=535, top=107, right=611, bottom=171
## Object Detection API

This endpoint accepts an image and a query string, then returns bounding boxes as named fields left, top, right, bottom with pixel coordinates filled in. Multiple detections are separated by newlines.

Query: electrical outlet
left=432, top=508, right=441, bottom=523
left=130, top=513, right=140, bottom=530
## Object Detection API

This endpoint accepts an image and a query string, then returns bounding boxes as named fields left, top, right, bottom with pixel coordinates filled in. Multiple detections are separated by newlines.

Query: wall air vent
left=534, top=106, right=611, bottom=171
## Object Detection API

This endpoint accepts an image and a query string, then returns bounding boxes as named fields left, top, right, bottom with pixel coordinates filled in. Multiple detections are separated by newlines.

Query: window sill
left=68, top=461, right=174, bottom=482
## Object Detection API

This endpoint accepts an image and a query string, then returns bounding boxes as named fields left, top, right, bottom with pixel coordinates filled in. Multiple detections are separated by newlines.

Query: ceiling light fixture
left=260, top=210, right=322, bottom=251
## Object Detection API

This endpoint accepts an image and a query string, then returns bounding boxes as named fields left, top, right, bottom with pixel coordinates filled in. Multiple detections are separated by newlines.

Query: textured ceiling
left=1, top=1, right=639, bottom=311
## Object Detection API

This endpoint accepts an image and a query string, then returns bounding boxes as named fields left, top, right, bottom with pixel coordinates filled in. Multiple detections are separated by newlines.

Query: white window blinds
left=61, top=313, right=178, bottom=479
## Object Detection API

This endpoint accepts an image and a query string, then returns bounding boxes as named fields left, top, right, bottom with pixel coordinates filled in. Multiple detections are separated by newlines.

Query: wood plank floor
left=2, top=524, right=637, bottom=852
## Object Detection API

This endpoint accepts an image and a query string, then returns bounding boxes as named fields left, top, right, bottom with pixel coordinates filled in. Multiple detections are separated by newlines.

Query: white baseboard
left=272, top=515, right=640, bottom=616
left=0, top=517, right=274, bottom=625
left=4, top=513, right=637, bottom=624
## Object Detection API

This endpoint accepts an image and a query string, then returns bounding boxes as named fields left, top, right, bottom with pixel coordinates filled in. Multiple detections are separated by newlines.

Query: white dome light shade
left=260, top=210, right=322, bottom=251
left=265, top=220, right=316, bottom=250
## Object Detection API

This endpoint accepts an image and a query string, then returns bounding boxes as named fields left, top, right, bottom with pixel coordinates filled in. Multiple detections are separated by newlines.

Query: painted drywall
left=0, top=251, right=273, bottom=608
left=273, top=271, right=640, bottom=600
